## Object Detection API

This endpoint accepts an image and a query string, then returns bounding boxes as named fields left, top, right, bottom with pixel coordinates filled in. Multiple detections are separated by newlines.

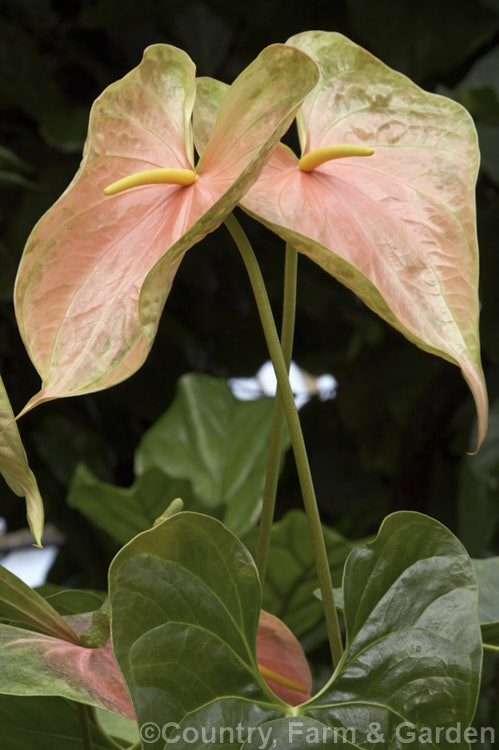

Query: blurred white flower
left=229, top=360, right=337, bottom=410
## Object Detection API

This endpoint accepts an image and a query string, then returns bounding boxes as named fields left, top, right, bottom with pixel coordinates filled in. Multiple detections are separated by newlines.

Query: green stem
left=77, top=704, right=94, bottom=750
left=255, top=243, right=297, bottom=583
left=225, top=213, right=343, bottom=668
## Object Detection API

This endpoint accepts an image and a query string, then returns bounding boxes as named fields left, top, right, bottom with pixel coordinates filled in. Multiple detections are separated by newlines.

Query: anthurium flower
left=0, top=376, right=43, bottom=546
left=14, top=44, right=319, bottom=410
left=194, top=31, right=488, bottom=448
left=0, top=604, right=310, bottom=716
left=257, top=610, right=312, bottom=705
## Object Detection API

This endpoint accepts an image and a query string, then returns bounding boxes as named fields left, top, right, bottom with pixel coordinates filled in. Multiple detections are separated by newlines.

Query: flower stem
left=225, top=213, right=343, bottom=668
left=77, top=704, right=94, bottom=750
left=255, top=243, right=297, bottom=583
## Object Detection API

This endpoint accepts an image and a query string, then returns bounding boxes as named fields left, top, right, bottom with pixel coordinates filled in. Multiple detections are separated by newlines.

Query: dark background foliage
left=1, top=0, right=499, bottom=689
left=1, top=0, right=499, bottom=574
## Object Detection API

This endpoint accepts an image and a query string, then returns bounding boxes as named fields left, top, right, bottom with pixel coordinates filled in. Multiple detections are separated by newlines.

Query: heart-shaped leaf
left=15, top=44, right=319, bottom=409
left=243, top=510, right=361, bottom=637
left=306, top=513, right=481, bottom=746
left=0, top=376, right=44, bottom=546
left=110, top=510, right=481, bottom=749
left=135, top=373, right=291, bottom=536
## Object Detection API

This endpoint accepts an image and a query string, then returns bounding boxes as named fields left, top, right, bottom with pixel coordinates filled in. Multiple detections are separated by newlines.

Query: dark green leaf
left=306, top=513, right=481, bottom=745
left=110, top=511, right=481, bottom=749
left=110, top=512, right=282, bottom=747
left=67, top=464, right=196, bottom=545
left=0, top=695, right=116, bottom=750
left=136, top=374, right=290, bottom=536
left=44, top=589, right=107, bottom=617
left=243, top=510, right=361, bottom=637
left=473, top=557, right=499, bottom=647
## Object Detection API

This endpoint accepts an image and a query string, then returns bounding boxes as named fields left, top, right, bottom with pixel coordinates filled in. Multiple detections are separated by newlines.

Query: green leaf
left=110, top=511, right=481, bottom=749
left=0, top=564, right=77, bottom=642
left=473, top=557, right=499, bottom=648
left=0, top=695, right=116, bottom=750
left=243, top=510, right=361, bottom=637
left=306, top=513, right=481, bottom=746
left=136, top=373, right=291, bottom=536
left=43, top=589, right=107, bottom=617
left=0, top=375, right=44, bottom=546
left=95, top=707, right=139, bottom=744
left=67, top=464, right=196, bottom=545
left=110, top=511, right=283, bottom=744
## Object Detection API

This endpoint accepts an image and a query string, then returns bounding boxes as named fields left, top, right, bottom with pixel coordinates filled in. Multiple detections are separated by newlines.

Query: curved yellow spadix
left=258, top=664, right=308, bottom=695
left=299, top=145, right=374, bottom=172
left=104, top=168, right=197, bottom=195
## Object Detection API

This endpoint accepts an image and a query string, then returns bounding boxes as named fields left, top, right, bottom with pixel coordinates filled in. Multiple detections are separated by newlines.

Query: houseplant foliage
left=0, top=29, right=490, bottom=749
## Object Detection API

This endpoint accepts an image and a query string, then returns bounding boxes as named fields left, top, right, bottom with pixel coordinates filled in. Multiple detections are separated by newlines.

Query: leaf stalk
left=225, top=212, right=343, bottom=668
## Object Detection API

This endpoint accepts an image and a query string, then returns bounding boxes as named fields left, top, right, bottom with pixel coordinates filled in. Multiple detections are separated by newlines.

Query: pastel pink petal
left=15, top=44, right=318, bottom=409
left=257, top=610, right=312, bottom=706
left=243, top=31, right=487, bottom=449
left=0, top=376, right=44, bottom=546
left=0, top=615, right=134, bottom=719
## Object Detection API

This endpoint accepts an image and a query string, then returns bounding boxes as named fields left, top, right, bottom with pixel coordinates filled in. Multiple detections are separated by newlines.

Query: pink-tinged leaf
left=257, top=610, right=312, bottom=706
left=0, top=376, right=44, bottom=546
left=0, top=564, right=78, bottom=643
left=15, top=45, right=319, bottom=409
left=0, top=615, right=134, bottom=719
left=241, top=31, right=487, bottom=449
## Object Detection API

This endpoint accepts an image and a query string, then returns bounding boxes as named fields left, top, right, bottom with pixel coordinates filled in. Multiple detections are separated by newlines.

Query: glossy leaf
left=110, top=510, right=480, bottom=749
left=0, top=375, right=44, bottom=546
left=0, top=613, right=134, bottom=719
left=15, top=44, right=319, bottom=408
left=136, top=373, right=291, bottom=536
left=306, top=512, right=481, bottom=745
left=243, top=510, right=360, bottom=636
left=243, top=32, right=487, bottom=446
left=0, top=564, right=77, bottom=643
left=473, top=557, right=499, bottom=647
left=110, top=512, right=282, bottom=726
